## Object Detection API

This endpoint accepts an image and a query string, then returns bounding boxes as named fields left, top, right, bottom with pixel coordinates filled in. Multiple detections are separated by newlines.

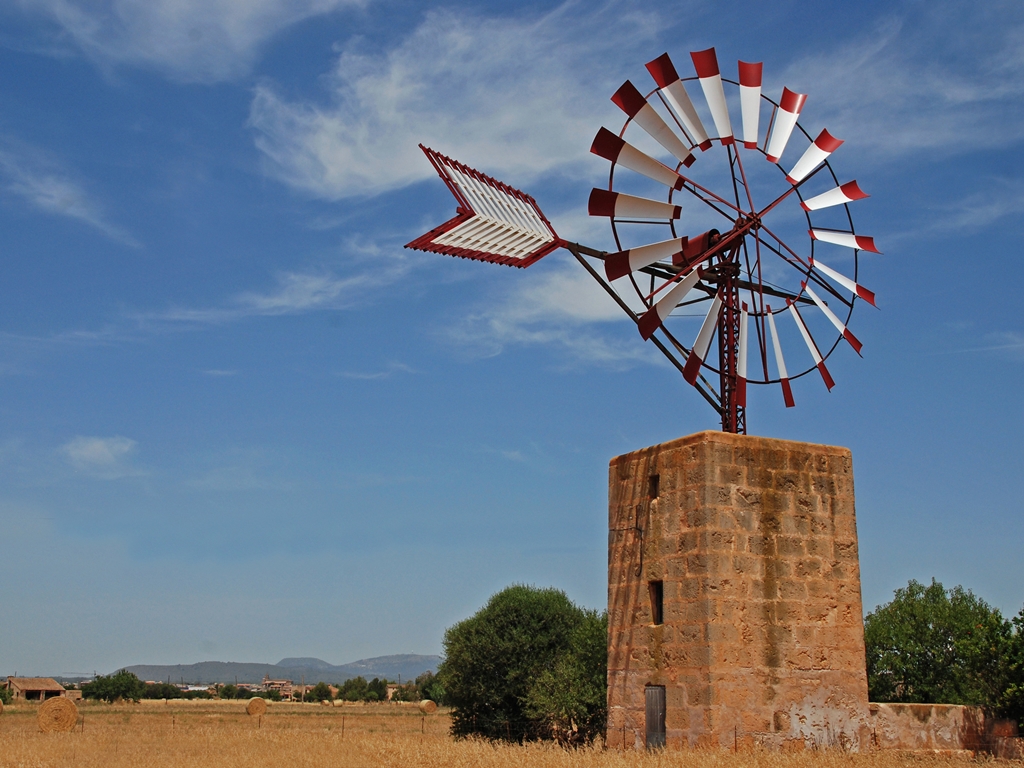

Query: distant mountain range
left=122, top=654, right=441, bottom=685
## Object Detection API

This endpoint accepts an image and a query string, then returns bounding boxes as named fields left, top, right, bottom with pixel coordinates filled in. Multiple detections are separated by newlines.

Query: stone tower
left=606, top=431, right=871, bottom=751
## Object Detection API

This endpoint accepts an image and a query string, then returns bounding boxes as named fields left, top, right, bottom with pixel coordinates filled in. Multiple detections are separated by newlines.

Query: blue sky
left=1, top=0, right=1022, bottom=676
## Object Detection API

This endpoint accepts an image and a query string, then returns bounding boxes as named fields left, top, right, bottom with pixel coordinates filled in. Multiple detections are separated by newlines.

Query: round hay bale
left=0, top=698, right=4, bottom=715
left=418, top=699, right=438, bottom=714
left=320, top=699, right=331, bottom=706
left=38, top=697, right=78, bottom=733
left=246, top=697, right=268, bottom=717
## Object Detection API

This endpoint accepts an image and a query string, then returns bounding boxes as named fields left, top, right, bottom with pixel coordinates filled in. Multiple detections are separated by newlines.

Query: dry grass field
left=0, top=699, right=998, bottom=768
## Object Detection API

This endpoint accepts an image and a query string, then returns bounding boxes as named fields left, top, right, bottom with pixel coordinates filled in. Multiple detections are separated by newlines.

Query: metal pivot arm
left=563, top=241, right=723, bottom=414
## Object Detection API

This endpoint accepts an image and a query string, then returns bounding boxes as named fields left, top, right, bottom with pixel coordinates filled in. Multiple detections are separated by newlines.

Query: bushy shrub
left=865, top=579, right=1023, bottom=723
left=438, top=584, right=607, bottom=744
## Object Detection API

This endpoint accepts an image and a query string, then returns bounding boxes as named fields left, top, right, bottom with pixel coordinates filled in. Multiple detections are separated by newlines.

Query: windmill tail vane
left=405, top=46, right=882, bottom=435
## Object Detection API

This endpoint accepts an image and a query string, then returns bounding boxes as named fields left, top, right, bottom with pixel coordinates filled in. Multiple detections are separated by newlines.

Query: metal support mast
left=715, top=247, right=745, bottom=434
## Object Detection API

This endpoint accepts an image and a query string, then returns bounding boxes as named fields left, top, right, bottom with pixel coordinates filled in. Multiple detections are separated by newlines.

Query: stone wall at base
left=606, top=430, right=871, bottom=751
left=868, top=704, right=1022, bottom=757
left=869, top=704, right=985, bottom=752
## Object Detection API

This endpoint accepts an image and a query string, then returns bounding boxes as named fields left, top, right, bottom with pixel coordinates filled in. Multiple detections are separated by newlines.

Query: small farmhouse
left=4, top=677, right=67, bottom=701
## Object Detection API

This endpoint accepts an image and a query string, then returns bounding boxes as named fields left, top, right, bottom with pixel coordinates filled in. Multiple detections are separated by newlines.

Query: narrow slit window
left=649, top=580, right=664, bottom=625
left=648, top=474, right=660, bottom=499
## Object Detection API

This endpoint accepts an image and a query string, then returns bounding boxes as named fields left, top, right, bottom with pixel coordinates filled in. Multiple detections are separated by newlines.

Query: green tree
left=997, top=607, right=1024, bottom=723
left=337, top=676, right=369, bottom=702
left=142, top=682, right=184, bottom=699
left=415, top=671, right=445, bottom=705
left=367, top=677, right=387, bottom=702
left=865, top=579, right=1010, bottom=708
left=81, top=670, right=146, bottom=703
left=438, top=584, right=607, bottom=743
left=525, top=609, right=608, bottom=745
left=305, top=682, right=333, bottom=702
left=0, top=685, right=11, bottom=705
left=218, top=684, right=238, bottom=699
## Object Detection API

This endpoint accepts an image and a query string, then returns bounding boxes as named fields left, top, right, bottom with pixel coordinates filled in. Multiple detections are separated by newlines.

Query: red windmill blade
left=405, top=145, right=562, bottom=268
left=766, top=307, right=795, bottom=408
left=765, top=87, right=807, bottom=163
left=787, top=299, right=835, bottom=390
left=738, top=61, right=762, bottom=149
left=590, top=128, right=686, bottom=189
left=690, top=48, right=734, bottom=145
left=787, top=129, right=843, bottom=185
left=611, top=81, right=695, bottom=167
left=682, top=291, right=725, bottom=384
left=646, top=53, right=712, bottom=150
left=801, top=181, right=869, bottom=211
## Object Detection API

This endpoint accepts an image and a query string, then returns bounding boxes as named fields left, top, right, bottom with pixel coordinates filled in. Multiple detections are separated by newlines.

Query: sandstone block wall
left=869, top=704, right=984, bottom=753
left=607, top=430, right=871, bottom=751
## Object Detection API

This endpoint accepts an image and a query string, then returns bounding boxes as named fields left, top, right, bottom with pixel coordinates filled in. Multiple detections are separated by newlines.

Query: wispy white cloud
left=931, top=180, right=1024, bottom=232
left=884, top=176, right=1024, bottom=246
left=248, top=2, right=665, bottom=200
left=337, top=361, right=415, bottom=380
left=248, top=0, right=1024, bottom=206
left=139, top=268, right=384, bottom=326
left=13, top=0, right=365, bottom=83
left=774, top=3, right=1024, bottom=159
left=60, top=435, right=144, bottom=479
left=445, top=261, right=658, bottom=368
left=202, top=369, right=238, bottom=376
left=0, top=141, right=139, bottom=245
left=942, top=331, right=1024, bottom=362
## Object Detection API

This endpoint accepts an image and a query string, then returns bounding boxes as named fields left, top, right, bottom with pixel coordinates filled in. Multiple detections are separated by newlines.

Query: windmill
left=406, top=47, right=879, bottom=435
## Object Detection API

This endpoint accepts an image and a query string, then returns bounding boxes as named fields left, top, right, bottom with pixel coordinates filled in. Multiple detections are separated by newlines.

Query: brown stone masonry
left=607, top=431, right=871, bottom=751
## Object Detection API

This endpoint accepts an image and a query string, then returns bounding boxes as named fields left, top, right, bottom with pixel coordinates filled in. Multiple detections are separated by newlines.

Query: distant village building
left=385, top=684, right=400, bottom=702
left=3, top=677, right=68, bottom=701
left=261, top=676, right=293, bottom=700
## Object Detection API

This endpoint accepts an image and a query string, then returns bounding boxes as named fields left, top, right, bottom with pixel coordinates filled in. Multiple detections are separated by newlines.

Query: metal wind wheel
left=406, top=46, right=879, bottom=435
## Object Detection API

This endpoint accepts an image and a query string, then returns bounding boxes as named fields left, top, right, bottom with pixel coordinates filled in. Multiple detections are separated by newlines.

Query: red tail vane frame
left=405, top=145, right=562, bottom=268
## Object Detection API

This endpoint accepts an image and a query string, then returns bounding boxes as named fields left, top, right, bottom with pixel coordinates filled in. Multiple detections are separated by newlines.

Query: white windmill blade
left=645, top=53, right=712, bottom=150
left=683, top=291, right=724, bottom=384
left=590, top=128, right=688, bottom=191
left=589, top=188, right=681, bottom=220
left=787, top=300, right=835, bottom=391
left=786, top=129, right=843, bottom=185
left=737, top=303, right=749, bottom=407
left=611, top=80, right=695, bottom=167
left=801, top=180, right=869, bottom=211
left=637, top=266, right=704, bottom=340
left=810, top=229, right=881, bottom=254
left=738, top=61, right=762, bottom=149
left=766, top=306, right=795, bottom=407
left=765, top=87, right=807, bottom=163
left=809, top=257, right=877, bottom=307
left=604, top=229, right=721, bottom=283
left=604, top=237, right=686, bottom=281
left=690, top=48, right=734, bottom=145
left=802, top=282, right=863, bottom=355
